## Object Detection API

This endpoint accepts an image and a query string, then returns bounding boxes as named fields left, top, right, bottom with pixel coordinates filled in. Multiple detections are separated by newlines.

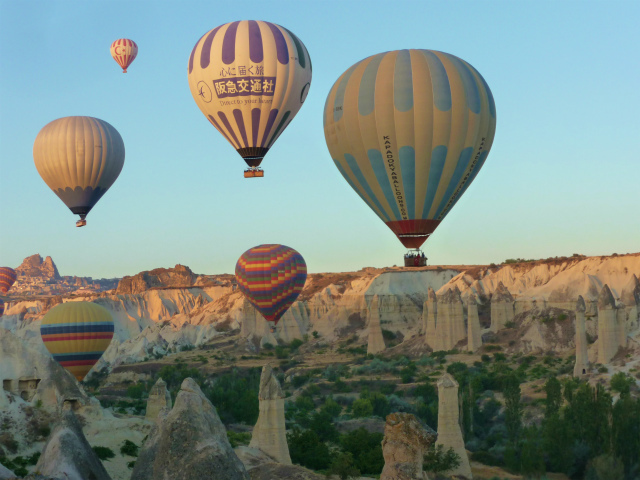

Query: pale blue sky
left=1, top=0, right=638, bottom=278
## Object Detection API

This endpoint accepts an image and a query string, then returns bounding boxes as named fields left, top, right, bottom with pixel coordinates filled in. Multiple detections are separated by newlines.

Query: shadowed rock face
left=35, top=408, right=112, bottom=480
left=16, top=254, right=61, bottom=279
left=131, top=378, right=249, bottom=480
left=380, top=412, right=436, bottom=480
left=116, top=264, right=196, bottom=294
left=249, top=365, right=291, bottom=464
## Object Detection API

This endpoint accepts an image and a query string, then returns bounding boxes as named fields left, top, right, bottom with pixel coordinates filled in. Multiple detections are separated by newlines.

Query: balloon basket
left=244, top=168, right=264, bottom=178
left=404, top=249, right=427, bottom=267
left=76, top=219, right=87, bottom=227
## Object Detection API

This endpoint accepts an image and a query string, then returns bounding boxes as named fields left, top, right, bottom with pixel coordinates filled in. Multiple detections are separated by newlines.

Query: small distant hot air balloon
left=110, top=39, right=138, bottom=73
left=40, top=302, right=114, bottom=381
left=0, top=267, right=17, bottom=293
left=33, top=116, right=125, bottom=227
left=324, top=50, right=496, bottom=258
left=188, top=20, right=312, bottom=178
left=235, top=244, right=307, bottom=330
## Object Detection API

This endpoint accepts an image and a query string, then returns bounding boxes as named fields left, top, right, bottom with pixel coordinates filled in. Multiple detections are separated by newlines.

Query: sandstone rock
left=249, top=365, right=291, bottom=464
left=146, top=377, right=172, bottom=420
left=0, top=464, right=15, bottom=480
left=367, top=295, right=386, bottom=354
left=35, top=408, right=112, bottom=480
left=490, top=282, right=515, bottom=332
left=436, top=374, right=472, bottom=479
left=116, top=264, right=196, bottom=294
left=434, top=287, right=465, bottom=351
left=380, top=412, right=436, bottom=480
left=424, top=288, right=437, bottom=349
left=467, top=294, right=482, bottom=352
left=131, top=378, right=249, bottom=480
left=16, top=254, right=61, bottom=279
left=597, top=284, right=624, bottom=364
left=574, top=296, right=589, bottom=377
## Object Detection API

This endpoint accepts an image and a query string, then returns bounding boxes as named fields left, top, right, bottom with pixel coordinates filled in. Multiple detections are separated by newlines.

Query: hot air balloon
left=0, top=267, right=17, bottom=293
left=40, top=302, right=114, bottom=381
left=188, top=21, right=312, bottom=178
left=33, top=116, right=125, bottom=227
left=110, top=38, right=138, bottom=73
left=323, top=50, right=496, bottom=261
left=235, top=244, right=307, bottom=330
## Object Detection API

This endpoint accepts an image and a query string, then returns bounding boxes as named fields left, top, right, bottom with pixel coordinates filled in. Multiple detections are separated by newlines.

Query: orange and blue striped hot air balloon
left=324, top=50, right=496, bottom=250
left=0, top=267, right=17, bottom=294
left=235, top=244, right=307, bottom=327
left=188, top=21, right=312, bottom=176
left=40, top=302, right=114, bottom=381
left=110, top=38, right=138, bottom=73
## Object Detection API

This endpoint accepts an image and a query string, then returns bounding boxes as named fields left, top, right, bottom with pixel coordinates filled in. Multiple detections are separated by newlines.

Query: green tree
left=423, top=444, right=461, bottom=476
left=327, top=452, right=360, bottom=480
left=503, top=373, right=523, bottom=444
left=352, top=398, right=373, bottom=418
left=544, top=376, right=562, bottom=417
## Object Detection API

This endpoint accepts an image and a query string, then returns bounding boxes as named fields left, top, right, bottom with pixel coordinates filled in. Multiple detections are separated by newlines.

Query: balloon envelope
left=40, top=302, right=114, bottom=380
left=188, top=20, right=312, bottom=170
left=324, top=49, right=496, bottom=249
left=33, top=116, right=125, bottom=223
left=235, top=244, right=307, bottom=325
left=0, top=267, right=17, bottom=293
left=110, top=39, right=138, bottom=73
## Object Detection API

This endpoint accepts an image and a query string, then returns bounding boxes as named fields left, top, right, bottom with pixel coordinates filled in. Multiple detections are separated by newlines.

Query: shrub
left=352, top=398, right=374, bottom=418
left=92, top=446, right=115, bottom=461
left=120, top=439, right=139, bottom=457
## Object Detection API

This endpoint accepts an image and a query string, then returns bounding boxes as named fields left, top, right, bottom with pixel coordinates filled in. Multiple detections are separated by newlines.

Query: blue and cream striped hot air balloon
left=40, top=302, right=114, bottom=381
left=324, top=50, right=496, bottom=250
left=188, top=20, right=312, bottom=177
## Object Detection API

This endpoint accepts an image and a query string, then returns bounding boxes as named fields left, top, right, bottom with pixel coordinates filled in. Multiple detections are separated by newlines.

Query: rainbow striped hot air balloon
left=235, top=244, right=307, bottom=327
left=40, top=302, right=114, bottom=381
left=0, top=267, right=17, bottom=294
left=188, top=20, right=312, bottom=177
left=324, top=50, right=496, bottom=251
left=110, top=38, right=138, bottom=73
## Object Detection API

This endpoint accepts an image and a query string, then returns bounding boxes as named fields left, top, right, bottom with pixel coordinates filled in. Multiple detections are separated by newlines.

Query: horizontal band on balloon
left=51, top=352, right=106, bottom=361
left=212, top=77, right=276, bottom=99
left=40, top=323, right=114, bottom=332
left=42, top=333, right=114, bottom=342
left=57, top=359, right=100, bottom=367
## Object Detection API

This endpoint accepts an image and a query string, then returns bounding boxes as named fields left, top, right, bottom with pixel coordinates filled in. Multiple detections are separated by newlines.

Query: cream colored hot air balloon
left=324, top=50, right=496, bottom=261
left=188, top=20, right=312, bottom=178
left=33, top=116, right=125, bottom=227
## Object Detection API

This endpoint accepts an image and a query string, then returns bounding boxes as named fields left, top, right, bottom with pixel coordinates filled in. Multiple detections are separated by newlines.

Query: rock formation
left=16, top=254, right=61, bottom=279
left=146, top=377, right=172, bottom=419
left=116, top=264, right=196, bottom=294
left=249, top=365, right=291, bottom=464
left=0, top=464, right=15, bottom=480
left=574, top=296, right=589, bottom=376
left=367, top=295, right=386, bottom=354
left=467, top=294, right=482, bottom=352
left=490, top=282, right=515, bottom=332
left=436, top=373, right=472, bottom=479
left=433, top=287, right=465, bottom=351
left=35, top=408, right=112, bottom=480
left=131, top=377, right=248, bottom=480
left=424, top=287, right=437, bottom=349
left=597, top=284, right=625, bottom=364
left=380, top=412, right=436, bottom=480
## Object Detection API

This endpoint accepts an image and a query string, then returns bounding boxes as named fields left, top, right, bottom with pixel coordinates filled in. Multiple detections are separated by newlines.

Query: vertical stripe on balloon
left=222, top=21, right=240, bottom=65
left=265, top=23, right=289, bottom=64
